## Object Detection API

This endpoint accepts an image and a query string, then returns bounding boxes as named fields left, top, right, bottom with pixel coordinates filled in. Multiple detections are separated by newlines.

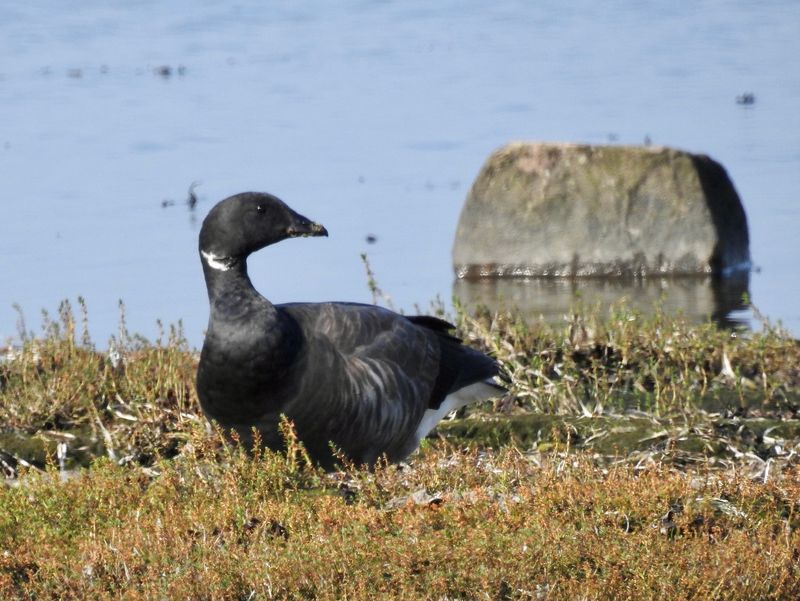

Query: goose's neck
left=201, top=252, right=275, bottom=321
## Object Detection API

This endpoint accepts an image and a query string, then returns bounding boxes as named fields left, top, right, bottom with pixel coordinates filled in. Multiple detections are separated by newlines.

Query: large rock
left=453, top=142, right=750, bottom=278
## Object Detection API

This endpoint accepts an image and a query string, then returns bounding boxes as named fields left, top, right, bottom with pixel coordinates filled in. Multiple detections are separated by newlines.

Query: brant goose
left=196, top=192, right=506, bottom=469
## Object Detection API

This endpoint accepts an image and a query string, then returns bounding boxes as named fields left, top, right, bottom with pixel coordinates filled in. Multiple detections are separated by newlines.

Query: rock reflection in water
left=453, top=273, right=750, bottom=329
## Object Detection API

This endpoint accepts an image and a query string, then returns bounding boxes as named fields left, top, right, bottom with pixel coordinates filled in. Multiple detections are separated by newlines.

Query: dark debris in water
left=736, top=92, right=756, bottom=105
left=161, top=181, right=201, bottom=211
left=28, top=64, right=186, bottom=80
left=154, top=65, right=187, bottom=78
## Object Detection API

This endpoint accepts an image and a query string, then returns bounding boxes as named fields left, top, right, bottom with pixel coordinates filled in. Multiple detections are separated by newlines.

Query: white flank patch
left=414, top=381, right=501, bottom=443
left=201, top=250, right=232, bottom=271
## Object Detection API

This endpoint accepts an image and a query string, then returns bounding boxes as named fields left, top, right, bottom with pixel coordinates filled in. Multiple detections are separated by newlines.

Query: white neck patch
left=201, top=250, right=233, bottom=271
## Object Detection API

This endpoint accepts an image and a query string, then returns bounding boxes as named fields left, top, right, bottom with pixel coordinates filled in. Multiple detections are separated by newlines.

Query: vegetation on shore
left=1, top=298, right=799, bottom=599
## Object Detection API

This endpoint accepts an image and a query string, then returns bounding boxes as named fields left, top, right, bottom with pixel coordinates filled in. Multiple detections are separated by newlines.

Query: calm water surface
left=2, top=1, right=799, bottom=347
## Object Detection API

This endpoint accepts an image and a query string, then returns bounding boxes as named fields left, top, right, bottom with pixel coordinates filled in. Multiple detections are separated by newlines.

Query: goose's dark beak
left=286, top=217, right=328, bottom=238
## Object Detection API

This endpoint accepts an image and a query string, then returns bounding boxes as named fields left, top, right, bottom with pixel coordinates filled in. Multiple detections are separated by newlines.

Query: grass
left=2, top=444, right=799, bottom=600
left=1, top=297, right=799, bottom=599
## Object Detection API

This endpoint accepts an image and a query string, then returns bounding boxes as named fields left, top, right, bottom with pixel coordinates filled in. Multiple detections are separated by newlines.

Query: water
left=2, top=1, right=798, bottom=348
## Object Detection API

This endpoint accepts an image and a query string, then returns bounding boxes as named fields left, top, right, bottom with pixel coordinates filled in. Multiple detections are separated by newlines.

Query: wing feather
left=273, top=302, right=505, bottom=465
left=277, top=302, right=439, bottom=462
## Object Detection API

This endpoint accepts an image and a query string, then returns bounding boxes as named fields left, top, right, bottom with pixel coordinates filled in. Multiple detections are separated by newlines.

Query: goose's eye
left=256, top=204, right=265, bottom=215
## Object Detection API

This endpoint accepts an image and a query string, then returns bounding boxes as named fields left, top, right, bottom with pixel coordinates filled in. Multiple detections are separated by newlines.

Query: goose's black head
left=199, top=192, right=327, bottom=269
